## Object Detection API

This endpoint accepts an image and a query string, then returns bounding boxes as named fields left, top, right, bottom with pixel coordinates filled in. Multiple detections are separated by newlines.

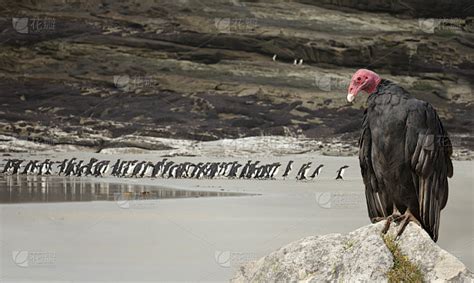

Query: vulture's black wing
left=359, top=109, right=393, bottom=221
left=407, top=102, right=453, bottom=242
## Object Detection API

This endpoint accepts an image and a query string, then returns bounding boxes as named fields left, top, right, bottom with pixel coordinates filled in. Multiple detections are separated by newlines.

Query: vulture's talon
left=381, top=213, right=402, bottom=234
left=372, top=217, right=387, bottom=223
left=395, top=210, right=421, bottom=240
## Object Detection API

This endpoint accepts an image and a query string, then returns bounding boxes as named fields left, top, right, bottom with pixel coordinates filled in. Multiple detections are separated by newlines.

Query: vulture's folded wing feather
left=359, top=109, right=392, bottom=221
left=407, top=102, right=453, bottom=242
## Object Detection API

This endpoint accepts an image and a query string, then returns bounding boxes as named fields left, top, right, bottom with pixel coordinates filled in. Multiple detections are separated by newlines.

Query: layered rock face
left=0, top=0, right=472, bottom=153
left=232, top=222, right=474, bottom=282
left=300, top=0, right=474, bottom=17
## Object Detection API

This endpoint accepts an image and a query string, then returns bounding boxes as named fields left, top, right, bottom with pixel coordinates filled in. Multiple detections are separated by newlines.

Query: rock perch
left=232, top=222, right=473, bottom=282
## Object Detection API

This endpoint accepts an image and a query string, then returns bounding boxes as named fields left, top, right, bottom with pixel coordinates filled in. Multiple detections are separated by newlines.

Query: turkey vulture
left=348, top=69, right=453, bottom=242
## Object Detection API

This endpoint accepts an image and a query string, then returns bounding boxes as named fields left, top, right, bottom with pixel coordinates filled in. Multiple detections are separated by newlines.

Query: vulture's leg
left=395, top=208, right=421, bottom=240
left=381, top=205, right=403, bottom=234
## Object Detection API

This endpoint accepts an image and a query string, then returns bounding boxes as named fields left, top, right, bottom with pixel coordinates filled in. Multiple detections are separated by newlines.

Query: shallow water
left=0, top=175, right=246, bottom=204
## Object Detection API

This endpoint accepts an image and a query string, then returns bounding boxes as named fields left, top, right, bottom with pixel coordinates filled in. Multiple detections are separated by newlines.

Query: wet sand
left=0, top=152, right=473, bottom=281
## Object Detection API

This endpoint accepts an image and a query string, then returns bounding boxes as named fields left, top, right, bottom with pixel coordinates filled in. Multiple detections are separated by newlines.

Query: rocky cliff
left=232, top=222, right=474, bottom=282
left=0, top=0, right=472, bottom=155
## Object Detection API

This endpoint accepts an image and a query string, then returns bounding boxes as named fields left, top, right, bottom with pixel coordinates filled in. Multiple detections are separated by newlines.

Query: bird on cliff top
left=349, top=69, right=453, bottom=242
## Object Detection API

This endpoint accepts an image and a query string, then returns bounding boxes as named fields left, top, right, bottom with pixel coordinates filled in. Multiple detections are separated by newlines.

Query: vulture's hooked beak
left=347, top=93, right=356, bottom=103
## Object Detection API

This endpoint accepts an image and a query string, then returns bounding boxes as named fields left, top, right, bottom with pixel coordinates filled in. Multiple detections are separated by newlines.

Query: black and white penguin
left=296, top=162, right=312, bottom=180
left=131, top=161, right=146, bottom=178
left=140, top=162, right=154, bottom=178
left=239, top=160, right=252, bottom=179
left=63, top=158, right=77, bottom=176
left=335, top=165, right=349, bottom=180
left=81, top=158, right=98, bottom=176
left=22, top=160, right=39, bottom=175
left=245, top=161, right=260, bottom=179
left=161, top=161, right=175, bottom=177
left=12, top=159, right=24, bottom=175
left=39, top=159, right=52, bottom=175
left=227, top=162, right=242, bottom=179
left=269, top=162, right=281, bottom=179
left=110, top=159, right=121, bottom=177
left=57, top=159, right=69, bottom=175
left=282, top=160, right=294, bottom=179
left=151, top=159, right=167, bottom=178
left=2, top=159, right=12, bottom=174
left=309, top=164, right=324, bottom=179
left=121, top=160, right=138, bottom=177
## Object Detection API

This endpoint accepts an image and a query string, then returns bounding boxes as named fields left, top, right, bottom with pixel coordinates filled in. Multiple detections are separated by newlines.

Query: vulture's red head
left=347, top=69, right=381, bottom=102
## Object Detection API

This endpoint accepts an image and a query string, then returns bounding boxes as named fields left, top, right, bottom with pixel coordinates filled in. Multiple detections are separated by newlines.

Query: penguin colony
left=1, top=158, right=349, bottom=180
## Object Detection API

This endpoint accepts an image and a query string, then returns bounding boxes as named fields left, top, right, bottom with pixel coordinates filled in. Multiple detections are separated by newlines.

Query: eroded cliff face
left=0, top=0, right=472, bottom=153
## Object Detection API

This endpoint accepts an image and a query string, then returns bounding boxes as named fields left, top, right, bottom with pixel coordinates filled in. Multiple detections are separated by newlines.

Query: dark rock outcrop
left=0, top=0, right=472, bottom=153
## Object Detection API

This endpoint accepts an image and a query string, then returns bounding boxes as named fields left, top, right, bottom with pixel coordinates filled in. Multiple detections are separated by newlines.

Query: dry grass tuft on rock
left=383, top=234, right=424, bottom=283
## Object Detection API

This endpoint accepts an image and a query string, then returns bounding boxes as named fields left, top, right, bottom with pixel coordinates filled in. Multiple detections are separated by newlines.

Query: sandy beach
left=1, top=152, right=472, bottom=282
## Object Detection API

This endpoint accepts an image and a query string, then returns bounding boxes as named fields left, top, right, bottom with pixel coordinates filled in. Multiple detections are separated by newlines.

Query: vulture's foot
left=380, top=213, right=404, bottom=234
left=395, top=209, right=421, bottom=240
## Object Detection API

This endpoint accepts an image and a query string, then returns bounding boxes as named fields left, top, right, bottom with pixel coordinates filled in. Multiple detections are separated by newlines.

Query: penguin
left=63, top=158, right=77, bottom=176
left=167, top=164, right=178, bottom=178
left=190, top=162, right=203, bottom=178
left=269, top=162, right=281, bottom=179
left=110, top=159, right=121, bottom=177
left=81, top=158, right=98, bottom=176
left=99, top=161, right=110, bottom=177
left=272, top=54, right=277, bottom=61
left=2, top=159, right=12, bottom=174
left=282, top=161, right=294, bottom=179
left=72, top=160, right=83, bottom=176
left=253, top=166, right=264, bottom=179
left=245, top=161, right=260, bottom=179
left=239, top=160, right=252, bottom=179
left=298, top=59, right=303, bottom=65
left=335, top=165, right=349, bottom=180
left=309, top=164, right=324, bottom=179
left=57, top=159, right=68, bottom=175
left=92, top=160, right=107, bottom=177
left=39, top=159, right=52, bottom=175
left=121, top=160, right=138, bottom=177
left=227, top=162, right=242, bottom=178
left=161, top=161, right=175, bottom=177
left=21, top=160, right=32, bottom=175
left=296, top=162, right=312, bottom=180
left=131, top=161, right=146, bottom=178
left=10, top=159, right=24, bottom=175
left=140, top=162, right=154, bottom=178
left=151, top=158, right=168, bottom=178
left=293, top=59, right=297, bottom=65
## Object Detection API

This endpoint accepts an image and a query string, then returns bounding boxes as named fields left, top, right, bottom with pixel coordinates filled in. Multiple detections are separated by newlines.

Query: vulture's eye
left=357, top=77, right=361, bottom=81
